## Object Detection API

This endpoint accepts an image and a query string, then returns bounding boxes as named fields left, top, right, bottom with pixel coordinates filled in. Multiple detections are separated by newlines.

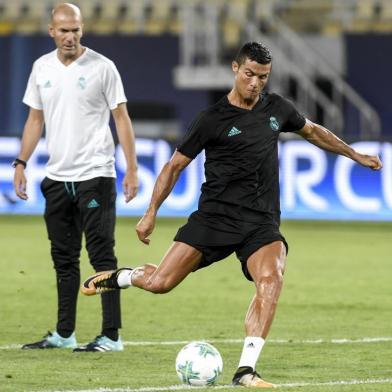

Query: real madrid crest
left=269, top=116, right=280, bottom=131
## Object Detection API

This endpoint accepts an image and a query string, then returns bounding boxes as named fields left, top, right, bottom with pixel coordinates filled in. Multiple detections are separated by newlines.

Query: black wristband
left=12, top=158, right=27, bottom=168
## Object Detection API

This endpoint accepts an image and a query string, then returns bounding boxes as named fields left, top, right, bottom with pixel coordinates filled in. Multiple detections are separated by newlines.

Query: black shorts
left=173, top=211, right=288, bottom=281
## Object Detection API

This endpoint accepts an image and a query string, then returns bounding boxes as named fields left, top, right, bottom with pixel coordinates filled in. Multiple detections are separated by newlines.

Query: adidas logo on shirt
left=228, top=126, right=242, bottom=137
left=87, top=199, right=100, bottom=208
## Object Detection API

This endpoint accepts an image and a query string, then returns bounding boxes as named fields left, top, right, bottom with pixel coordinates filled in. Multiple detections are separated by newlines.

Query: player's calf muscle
left=131, top=264, right=180, bottom=294
left=130, top=264, right=157, bottom=288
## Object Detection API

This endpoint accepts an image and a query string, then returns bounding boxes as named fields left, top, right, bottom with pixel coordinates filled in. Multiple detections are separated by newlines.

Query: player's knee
left=254, top=266, right=284, bottom=289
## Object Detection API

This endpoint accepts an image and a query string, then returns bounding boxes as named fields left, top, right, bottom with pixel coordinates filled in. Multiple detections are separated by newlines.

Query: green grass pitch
left=1, top=215, right=391, bottom=391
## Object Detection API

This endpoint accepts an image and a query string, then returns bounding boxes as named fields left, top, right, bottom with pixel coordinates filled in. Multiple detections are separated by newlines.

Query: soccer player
left=13, top=3, right=138, bottom=352
left=81, top=42, right=382, bottom=385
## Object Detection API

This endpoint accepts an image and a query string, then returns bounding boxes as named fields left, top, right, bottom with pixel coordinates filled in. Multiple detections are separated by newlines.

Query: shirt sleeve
left=22, top=62, right=43, bottom=110
left=102, top=61, right=127, bottom=110
left=279, top=97, right=306, bottom=132
left=176, top=111, right=210, bottom=159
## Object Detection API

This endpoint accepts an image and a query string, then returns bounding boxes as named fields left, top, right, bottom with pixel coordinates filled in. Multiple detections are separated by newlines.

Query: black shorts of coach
left=174, top=211, right=288, bottom=281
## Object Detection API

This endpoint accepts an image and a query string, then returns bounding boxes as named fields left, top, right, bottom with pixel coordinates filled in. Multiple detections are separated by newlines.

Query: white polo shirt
left=23, top=47, right=127, bottom=181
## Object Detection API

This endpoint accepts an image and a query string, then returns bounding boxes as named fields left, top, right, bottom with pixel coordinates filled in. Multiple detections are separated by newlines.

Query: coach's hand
left=136, top=212, right=156, bottom=245
left=123, top=168, right=138, bottom=203
left=14, top=166, right=28, bottom=200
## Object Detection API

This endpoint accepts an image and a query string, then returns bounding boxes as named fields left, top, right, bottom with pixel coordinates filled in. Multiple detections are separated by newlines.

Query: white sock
left=117, top=268, right=136, bottom=288
left=238, top=336, right=265, bottom=370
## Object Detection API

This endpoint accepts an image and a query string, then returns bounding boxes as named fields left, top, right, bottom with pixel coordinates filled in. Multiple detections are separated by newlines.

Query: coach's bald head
left=49, top=3, right=84, bottom=64
left=51, top=3, right=82, bottom=23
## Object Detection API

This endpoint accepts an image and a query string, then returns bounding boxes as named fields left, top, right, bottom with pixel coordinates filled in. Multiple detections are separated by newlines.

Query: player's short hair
left=235, top=42, right=272, bottom=66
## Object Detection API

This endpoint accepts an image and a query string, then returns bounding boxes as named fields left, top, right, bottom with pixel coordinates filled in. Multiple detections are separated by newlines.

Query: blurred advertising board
left=0, top=137, right=391, bottom=221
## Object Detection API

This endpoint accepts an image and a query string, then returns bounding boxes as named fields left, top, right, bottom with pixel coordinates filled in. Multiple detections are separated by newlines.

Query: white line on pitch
left=44, top=377, right=392, bottom=392
left=122, top=336, right=392, bottom=346
left=1, top=336, right=392, bottom=351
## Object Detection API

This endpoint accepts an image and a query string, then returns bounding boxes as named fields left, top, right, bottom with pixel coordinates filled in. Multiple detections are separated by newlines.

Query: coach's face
left=49, top=13, right=83, bottom=62
left=232, top=58, right=271, bottom=101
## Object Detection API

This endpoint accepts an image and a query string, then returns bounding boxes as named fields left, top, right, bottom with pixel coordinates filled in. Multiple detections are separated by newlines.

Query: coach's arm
left=112, top=103, right=138, bottom=203
left=13, top=108, right=45, bottom=200
left=136, top=150, right=192, bottom=244
left=298, top=119, right=382, bottom=170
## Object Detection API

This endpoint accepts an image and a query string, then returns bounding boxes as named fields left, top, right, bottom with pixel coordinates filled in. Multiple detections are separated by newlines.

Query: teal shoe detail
left=46, top=331, right=77, bottom=348
left=73, top=335, right=124, bottom=352
left=22, top=331, right=77, bottom=349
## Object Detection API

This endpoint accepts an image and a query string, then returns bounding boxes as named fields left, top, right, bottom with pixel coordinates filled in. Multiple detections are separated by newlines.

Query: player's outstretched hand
left=355, top=153, right=382, bottom=170
left=13, top=166, right=28, bottom=200
left=136, top=213, right=156, bottom=245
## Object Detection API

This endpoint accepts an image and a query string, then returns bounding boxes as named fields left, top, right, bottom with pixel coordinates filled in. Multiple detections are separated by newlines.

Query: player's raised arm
left=136, top=150, right=192, bottom=244
left=298, top=119, right=382, bottom=170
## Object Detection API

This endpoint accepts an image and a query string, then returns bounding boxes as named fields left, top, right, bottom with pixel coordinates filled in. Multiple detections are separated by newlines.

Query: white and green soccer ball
left=175, top=341, right=223, bottom=386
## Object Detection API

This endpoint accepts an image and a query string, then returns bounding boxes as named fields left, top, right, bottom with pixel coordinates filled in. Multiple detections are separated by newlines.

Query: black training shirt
left=177, top=92, right=306, bottom=225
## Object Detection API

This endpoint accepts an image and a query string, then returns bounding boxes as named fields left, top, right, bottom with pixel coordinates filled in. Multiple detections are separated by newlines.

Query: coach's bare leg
left=245, top=241, right=286, bottom=337
left=130, top=242, right=202, bottom=294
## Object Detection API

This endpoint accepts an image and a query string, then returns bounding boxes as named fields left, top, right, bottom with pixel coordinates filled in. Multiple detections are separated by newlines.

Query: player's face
left=49, top=14, right=83, bottom=62
left=232, top=58, right=271, bottom=102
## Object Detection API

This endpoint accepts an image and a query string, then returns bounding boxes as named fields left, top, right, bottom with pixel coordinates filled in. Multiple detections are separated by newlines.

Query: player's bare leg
left=130, top=242, right=202, bottom=293
left=233, top=240, right=286, bottom=388
left=81, top=242, right=202, bottom=295
left=245, top=240, right=286, bottom=337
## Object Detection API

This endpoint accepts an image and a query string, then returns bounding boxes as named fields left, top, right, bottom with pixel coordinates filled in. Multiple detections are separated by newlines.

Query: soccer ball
left=175, top=341, right=223, bottom=386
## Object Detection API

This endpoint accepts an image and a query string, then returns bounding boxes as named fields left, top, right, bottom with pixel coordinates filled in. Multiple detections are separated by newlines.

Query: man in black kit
left=81, top=42, right=382, bottom=387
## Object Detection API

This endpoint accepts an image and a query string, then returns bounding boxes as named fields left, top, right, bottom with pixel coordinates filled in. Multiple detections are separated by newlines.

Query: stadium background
left=1, top=2, right=392, bottom=392
left=0, top=0, right=391, bottom=220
